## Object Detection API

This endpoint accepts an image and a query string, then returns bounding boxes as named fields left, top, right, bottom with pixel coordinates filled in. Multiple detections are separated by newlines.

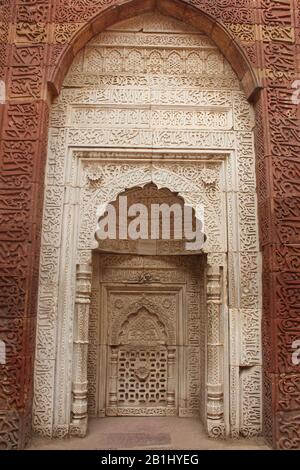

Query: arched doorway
left=34, top=11, right=262, bottom=441
left=88, top=184, right=206, bottom=421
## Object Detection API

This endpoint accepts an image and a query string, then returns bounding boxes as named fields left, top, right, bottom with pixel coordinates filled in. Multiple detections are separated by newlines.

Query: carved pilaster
left=70, top=264, right=92, bottom=437
left=167, top=347, right=176, bottom=408
left=106, top=347, right=118, bottom=416
left=206, top=265, right=225, bottom=438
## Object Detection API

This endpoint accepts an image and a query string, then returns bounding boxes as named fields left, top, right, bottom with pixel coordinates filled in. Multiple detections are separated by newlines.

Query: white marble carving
left=33, top=11, right=262, bottom=440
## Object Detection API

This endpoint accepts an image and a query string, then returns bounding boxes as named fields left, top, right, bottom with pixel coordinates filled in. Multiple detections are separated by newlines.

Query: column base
left=207, top=419, right=226, bottom=439
left=70, top=417, right=88, bottom=438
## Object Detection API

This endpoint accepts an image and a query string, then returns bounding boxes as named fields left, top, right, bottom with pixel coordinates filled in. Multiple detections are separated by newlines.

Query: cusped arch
left=86, top=166, right=216, bottom=253
left=110, top=296, right=175, bottom=345
left=118, top=307, right=168, bottom=345
left=48, top=0, right=260, bottom=101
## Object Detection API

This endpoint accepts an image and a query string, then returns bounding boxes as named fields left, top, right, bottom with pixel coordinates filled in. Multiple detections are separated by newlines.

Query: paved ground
left=29, top=418, right=270, bottom=450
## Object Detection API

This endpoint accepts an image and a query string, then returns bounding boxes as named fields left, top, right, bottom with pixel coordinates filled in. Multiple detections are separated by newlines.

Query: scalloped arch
left=84, top=167, right=213, bottom=252
left=111, top=296, right=174, bottom=345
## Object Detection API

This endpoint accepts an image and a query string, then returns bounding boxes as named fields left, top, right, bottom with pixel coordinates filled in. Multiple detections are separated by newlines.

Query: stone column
left=107, top=347, right=119, bottom=416
left=167, top=347, right=176, bottom=412
left=206, top=264, right=225, bottom=438
left=70, top=264, right=92, bottom=437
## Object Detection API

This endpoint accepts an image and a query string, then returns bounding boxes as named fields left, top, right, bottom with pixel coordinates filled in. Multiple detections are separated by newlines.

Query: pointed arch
left=48, top=0, right=260, bottom=101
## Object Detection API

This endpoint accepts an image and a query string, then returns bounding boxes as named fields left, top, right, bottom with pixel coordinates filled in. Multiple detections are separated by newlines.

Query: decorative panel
left=29, top=10, right=261, bottom=442
left=0, top=0, right=297, bottom=451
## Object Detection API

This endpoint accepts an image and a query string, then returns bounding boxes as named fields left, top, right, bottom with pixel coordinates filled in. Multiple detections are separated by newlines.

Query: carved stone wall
left=91, top=254, right=204, bottom=419
left=0, top=0, right=298, bottom=450
left=33, top=11, right=261, bottom=441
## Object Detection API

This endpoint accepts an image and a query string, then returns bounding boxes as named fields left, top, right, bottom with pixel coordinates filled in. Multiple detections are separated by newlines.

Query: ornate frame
left=0, top=0, right=298, bottom=451
left=34, top=149, right=261, bottom=439
left=33, top=11, right=261, bottom=440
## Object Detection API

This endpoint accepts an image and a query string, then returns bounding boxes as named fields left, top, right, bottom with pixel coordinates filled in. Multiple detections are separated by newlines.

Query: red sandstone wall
left=0, top=0, right=299, bottom=449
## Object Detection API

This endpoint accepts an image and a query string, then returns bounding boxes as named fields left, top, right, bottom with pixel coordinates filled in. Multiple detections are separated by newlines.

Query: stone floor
left=29, top=418, right=270, bottom=450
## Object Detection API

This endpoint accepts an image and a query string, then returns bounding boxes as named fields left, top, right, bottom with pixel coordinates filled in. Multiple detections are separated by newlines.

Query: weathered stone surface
left=0, top=0, right=299, bottom=450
